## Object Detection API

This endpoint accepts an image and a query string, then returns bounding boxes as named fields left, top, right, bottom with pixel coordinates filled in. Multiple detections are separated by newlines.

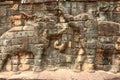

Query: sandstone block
left=11, top=59, right=19, bottom=65
left=14, top=20, right=22, bottom=26
left=28, top=37, right=39, bottom=44
left=0, top=32, right=14, bottom=39
left=23, top=26, right=34, bottom=31
left=24, top=59, right=33, bottom=65
left=34, top=59, right=41, bottom=66
left=86, top=43, right=97, bottom=49
left=14, top=31, right=28, bottom=38
left=85, top=34, right=98, bottom=40
left=2, top=39, right=11, bottom=46
left=66, top=55, right=73, bottom=62
left=99, top=36, right=113, bottom=43
left=19, top=64, right=30, bottom=71
left=12, top=65, right=18, bottom=72
left=101, top=44, right=114, bottom=50
left=98, top=21, right=119, bottom=36
left=34, top=54, right=41, bottom=59
left=86, top=49, right=96, bottom=55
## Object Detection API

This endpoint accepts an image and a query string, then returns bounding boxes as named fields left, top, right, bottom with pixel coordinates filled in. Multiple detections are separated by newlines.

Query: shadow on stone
left=0, top=78, right=6, bottom=80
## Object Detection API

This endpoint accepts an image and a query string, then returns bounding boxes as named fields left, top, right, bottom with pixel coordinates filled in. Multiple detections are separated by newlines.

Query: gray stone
left=34, top=54, right=41, bottom=59
left=86, top=49, right=96, bottom=55
left=86, top=28, right=97, bottom=34
left=98, top=21, right=119, bottom=36
left=34, top=59, right=41, bottom=66
left=10, top=45, right=23, bottom=53
left=28, top=37, right=39, bottom=44
left=68, top=21, right=84, bottom=29
left=99, top=36, right=113, bottom=43
left=101, top=44, right=115, bottom=50
left=0, top=39, right=3, bottom=46
left=24, top=59, right=33, bottom=64
left=0, top=59, right=2, bottom=65
left=11, top=38, right=26, bottom=45
left=85, top=34, right=98, bottom=40
left=86, top=43, right=97, bottom=49
left=2, top=53, right=9, bottom=60
left=59, top=54, right=66, bottom=63
left=14, top=31, right=28, bottom=38
left=0, top=54, right=2, bottom=60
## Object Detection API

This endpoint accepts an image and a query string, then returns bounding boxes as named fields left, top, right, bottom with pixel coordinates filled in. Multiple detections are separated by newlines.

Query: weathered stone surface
left=100, top=44, right=115, bottom=50
left=86, top=43, right=97, bottom=49
left=19, top=64, right=30, bottom=71
left=0, top=32, right=15, bottom=39
left=99, top=36, right=113, bottom=43
left=34, top=59, right=41, bottom=66
left=14, top=20, right=22, bottom=26
left=12, top=65, right=18, bottom=72
left=1, top=1, right=120, bottom=78
left=98, top=21, right=119, bottom=36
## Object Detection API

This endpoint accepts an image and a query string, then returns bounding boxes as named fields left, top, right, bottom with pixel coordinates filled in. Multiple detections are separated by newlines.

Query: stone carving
left=0, top=13, right=49, bottom=72
left=55, top=5, right=120, bottom=73
left=73, top=47, right=85, bottom=72
left=0, top=0, right=120, bottom=74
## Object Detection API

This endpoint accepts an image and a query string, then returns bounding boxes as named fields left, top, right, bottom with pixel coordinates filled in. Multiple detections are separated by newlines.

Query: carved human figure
left=56, top=5, right=98, bottom=72
left=73, top=46, right=84, bottom=72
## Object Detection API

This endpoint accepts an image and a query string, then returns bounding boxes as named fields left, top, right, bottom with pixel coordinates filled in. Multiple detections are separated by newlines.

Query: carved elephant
left=56, top=6, right=120, bottom=73
left=0, top=12, right=69, bottom=72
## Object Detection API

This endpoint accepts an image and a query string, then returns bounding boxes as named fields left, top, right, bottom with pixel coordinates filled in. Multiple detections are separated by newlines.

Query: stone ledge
left=0, top=70, right=119, bottom=80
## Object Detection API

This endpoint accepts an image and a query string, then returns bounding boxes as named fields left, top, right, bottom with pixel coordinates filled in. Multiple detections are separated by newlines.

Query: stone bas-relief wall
left=0, top=0, right=120, bottom=73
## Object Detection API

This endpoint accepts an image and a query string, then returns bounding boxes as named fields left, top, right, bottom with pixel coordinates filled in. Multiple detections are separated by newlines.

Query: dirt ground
left=0, top=69, right=120, bottom=80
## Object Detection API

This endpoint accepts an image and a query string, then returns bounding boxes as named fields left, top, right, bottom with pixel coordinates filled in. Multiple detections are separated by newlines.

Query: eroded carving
left=0, top=0, right=120, bottom=74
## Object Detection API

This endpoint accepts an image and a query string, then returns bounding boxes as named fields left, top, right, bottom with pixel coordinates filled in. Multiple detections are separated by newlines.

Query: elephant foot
left=110, top=65, right=119, bottom=73
left=33, top=66, right=42, bottom=72
left=13, top=71, right=21, bottom=75
left=12, top=65, right=19, bottom=72
left=73, top=65, right=82, bottom=72
left=47, top=65, right=58, bottom=71
left=73, top=69, right=82, bottom=73
left=85, top=64, right=95, bottom=73
left=86, top=69, right=95, bottom=73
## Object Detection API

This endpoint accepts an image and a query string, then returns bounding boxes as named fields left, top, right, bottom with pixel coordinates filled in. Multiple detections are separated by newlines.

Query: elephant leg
left=110, top=54, right=120, bottom=73
left=29, top=44, right=43, bottom=72
left=0, top=53, right=9, bottom=71
left=11, top=55, right=19, bottom=72
left=86, top=56, right=95, bottom=72
left=86, top=49, right=96, bottom=73
left=33, top=48, right=43, bottom=72
left=73, top=62, right=82, bottom=72
left=0, top=54, right=2, bottom=71
left=73, top=55, right=83, bottom=72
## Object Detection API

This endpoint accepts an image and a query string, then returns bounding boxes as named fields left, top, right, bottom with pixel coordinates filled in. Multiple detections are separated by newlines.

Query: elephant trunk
left=54, top=40, right=65, bottom=51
